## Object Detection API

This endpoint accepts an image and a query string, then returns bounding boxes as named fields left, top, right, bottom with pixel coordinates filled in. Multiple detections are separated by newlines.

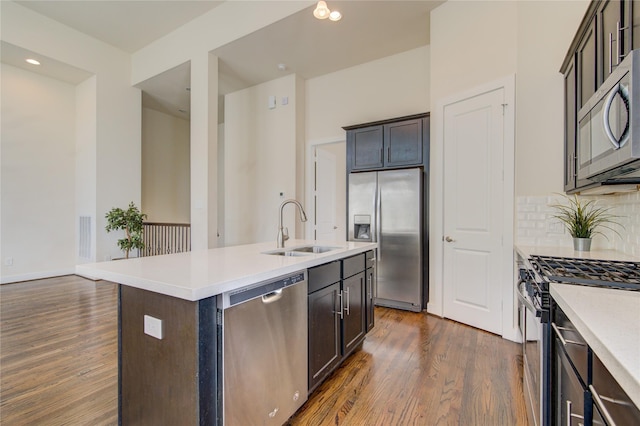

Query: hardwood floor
left=0, top=276, right=527, bottom=425
left=288, top=308, right=528, bottom=425
left=0, top=276, right=118, bottom=425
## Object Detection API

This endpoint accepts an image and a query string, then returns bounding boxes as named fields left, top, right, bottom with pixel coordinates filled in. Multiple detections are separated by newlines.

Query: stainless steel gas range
left=517, top=254, right=640, bottom=426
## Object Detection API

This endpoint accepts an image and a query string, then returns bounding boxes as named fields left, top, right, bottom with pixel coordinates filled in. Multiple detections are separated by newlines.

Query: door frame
left=430, top=75, right=518, bottom=342
left=305, top=137, right=346, bottom=241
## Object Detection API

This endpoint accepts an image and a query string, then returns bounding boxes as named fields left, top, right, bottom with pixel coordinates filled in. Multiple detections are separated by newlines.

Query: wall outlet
left=144, top=315, right=163, bottom=340
left=4, top=257, right=13, bottom=266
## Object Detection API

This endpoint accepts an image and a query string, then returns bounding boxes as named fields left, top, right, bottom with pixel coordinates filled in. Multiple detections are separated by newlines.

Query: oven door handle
left=517, top=280, right=537, bottom=313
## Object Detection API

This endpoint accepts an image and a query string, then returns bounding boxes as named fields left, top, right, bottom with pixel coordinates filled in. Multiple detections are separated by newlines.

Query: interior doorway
left=308, top=141, right=346, bottom=242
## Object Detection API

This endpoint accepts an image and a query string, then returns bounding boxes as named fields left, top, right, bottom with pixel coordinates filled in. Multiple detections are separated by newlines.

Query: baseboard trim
left=1, top=268, right=76, bottom=285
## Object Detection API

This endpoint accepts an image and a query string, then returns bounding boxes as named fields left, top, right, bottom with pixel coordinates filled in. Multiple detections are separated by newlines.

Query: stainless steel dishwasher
left=220, top=271, right=308, bottom=425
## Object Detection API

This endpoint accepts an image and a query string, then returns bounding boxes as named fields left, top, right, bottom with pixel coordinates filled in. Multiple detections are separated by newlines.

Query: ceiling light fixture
left=313, top=1, right=330, bottom=19
left=26, top=58, right=40, bottom=65
left=313, top=1, right=341, bottom=21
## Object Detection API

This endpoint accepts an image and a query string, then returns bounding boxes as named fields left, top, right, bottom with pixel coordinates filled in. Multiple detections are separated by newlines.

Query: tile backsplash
left=516, top=191, right=640, bottom=257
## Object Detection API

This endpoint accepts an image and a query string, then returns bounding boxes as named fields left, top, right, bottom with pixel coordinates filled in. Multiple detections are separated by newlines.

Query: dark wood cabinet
left=345, top=114, right=428, bottom=172
left=551, top=302, right=640, bottom=425
left=365, top=250, right=376, bottom=332
left=308, top=281, right=341, bottom=391
left=342, top=272, right=365, bottom=354
left=307, top=253, right=372, bottom=393
left=600, top=0, right=623, bottom=82
left=564, top=57, right=577, bottom=192
left=561, top=0, right=639, bottom=192
left=384, top=118, right=423, bottom=168
left=350, top=126, right=384, bottom=170
left=578, top=17, right=597, bottom=110
left=634, top=0, right=640, bottom=49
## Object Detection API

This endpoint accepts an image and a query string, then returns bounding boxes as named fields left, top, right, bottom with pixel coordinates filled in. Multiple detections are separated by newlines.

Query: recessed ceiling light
left=26, top=58, right=40, bottom=65
left=329, top=10, right=342, bottom=21
left=277, top=63, right=287, bottom=72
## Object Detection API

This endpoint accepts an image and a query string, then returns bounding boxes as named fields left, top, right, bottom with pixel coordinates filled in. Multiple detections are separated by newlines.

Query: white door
left=314, top=146, right=341, bottom=241
left=442, top=87, right=506, bottom=335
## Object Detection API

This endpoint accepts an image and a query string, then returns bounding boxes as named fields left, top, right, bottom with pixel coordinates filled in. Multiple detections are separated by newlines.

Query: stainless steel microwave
left=577, top=49, right=640, bottom=184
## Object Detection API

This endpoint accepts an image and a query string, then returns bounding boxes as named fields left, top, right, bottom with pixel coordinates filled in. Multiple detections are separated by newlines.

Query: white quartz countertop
left=516, top=245, right=639, bottom=262
left=550, top=284, right=640, bottom=408
left=76, top=240, right=377, bottom=301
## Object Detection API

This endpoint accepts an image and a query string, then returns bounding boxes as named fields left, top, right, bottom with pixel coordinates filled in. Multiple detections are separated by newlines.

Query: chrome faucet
left=277, top=199, right=308, bottom=248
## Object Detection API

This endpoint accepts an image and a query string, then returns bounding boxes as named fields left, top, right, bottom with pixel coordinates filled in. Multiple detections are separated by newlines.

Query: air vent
left=79, top=216, right=91, bottom=259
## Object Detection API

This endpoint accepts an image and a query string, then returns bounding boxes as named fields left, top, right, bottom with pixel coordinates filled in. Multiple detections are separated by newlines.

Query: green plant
left=105, top=202, right=147, bottom=258
left=550, top=194, right=621, bottom=239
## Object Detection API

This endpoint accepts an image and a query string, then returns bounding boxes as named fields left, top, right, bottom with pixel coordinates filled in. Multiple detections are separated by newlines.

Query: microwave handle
left=602, top=82, right=630, bottom=150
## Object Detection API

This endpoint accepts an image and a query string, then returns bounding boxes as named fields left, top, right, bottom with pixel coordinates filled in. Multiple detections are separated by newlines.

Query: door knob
left=445, top=236, right=455, bottom=242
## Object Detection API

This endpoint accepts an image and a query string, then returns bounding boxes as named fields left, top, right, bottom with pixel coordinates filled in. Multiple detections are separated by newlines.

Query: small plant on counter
left=550, top=194, right=621, bottom=250
left=105, top=202, right=147, bottom=259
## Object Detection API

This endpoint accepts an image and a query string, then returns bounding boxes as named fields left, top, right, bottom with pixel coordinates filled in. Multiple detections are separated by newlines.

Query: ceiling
left=5, top=1, right=443, bottom=119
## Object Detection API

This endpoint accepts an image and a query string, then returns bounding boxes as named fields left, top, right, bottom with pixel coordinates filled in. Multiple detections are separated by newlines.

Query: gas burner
left=530, top=255, right=640, bottom=290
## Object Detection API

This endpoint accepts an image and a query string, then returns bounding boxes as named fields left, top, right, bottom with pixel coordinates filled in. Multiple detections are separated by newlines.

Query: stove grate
left=530, top=255, right=640, bottom=290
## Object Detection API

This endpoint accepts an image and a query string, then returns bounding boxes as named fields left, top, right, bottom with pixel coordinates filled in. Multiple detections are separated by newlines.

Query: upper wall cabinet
left=561, top=0, right=639, bottom=193
left=344, top=113, right=429, bottom=172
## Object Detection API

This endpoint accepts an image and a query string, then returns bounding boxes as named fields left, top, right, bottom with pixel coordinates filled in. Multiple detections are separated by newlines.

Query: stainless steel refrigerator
left=348, top=168, right=423, bottom=312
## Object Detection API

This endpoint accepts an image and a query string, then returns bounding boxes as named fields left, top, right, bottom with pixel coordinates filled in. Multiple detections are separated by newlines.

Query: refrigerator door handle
left=375, top=182, right=382, bottom=260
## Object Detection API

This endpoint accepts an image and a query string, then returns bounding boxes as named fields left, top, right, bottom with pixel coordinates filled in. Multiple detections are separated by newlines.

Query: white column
left=190, top=53, right=219, bottom=250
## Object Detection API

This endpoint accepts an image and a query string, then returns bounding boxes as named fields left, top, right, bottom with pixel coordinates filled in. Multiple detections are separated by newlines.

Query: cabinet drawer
left=308, top=261, right=340, bottom=293
left=343, top=253, right=365, bottom=279
left=365, top=250, right=376, bottom=269
left=591, top=353, right=640, bottom=424
left=552, top=306, right=588, bottom=384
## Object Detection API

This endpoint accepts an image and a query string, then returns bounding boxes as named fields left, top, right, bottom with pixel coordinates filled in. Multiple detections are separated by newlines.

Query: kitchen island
left=76, top=239, right=377, bottom=425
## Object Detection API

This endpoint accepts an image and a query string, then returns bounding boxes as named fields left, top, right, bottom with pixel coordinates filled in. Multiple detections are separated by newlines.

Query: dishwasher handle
left=262, top=289, right=284, bottom=304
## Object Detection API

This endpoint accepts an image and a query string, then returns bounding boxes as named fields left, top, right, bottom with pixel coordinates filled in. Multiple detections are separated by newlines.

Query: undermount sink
left=263, top=250, right=310, bottom=257
left=262, top=245, right=340, bottom=257
left=290, top=245, right=339, bottom=254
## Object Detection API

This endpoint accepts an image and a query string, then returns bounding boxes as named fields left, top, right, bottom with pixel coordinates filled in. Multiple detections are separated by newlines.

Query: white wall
left=224, top=74, right=302, bottom=246
left=142, top=107, right=190, bottom=223
left=305, top=46, right=430, bottom=143
left=1, top=2, right=141, bottom=265
left=429, top=0, right=591, bottom=339
left=515, top=0, right=590, bottom=196
left=1, top=64, right=76, bottom=280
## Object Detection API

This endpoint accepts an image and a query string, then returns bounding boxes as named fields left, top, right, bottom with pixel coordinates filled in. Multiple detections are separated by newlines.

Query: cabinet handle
left=617, top=21, right=629, bottom=63
left=552, top=322, right=586, bottom=347
left=379, top=148, right=383, bottom=164
left=566, top=400, right=584, bottom=426
left=609, top=31, right=614, bottom=74
left=387, top=147, right=391, bottom=162
left=344, top=288, right=350, bottom=316
left=367, top=274, right=373, bottom=300
left=335, top=291, right=344, bottom=320
left=589, top=385, right=618, bottom=426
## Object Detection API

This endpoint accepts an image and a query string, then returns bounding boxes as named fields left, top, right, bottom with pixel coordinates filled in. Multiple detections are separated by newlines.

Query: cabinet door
left=365, top=267, right=375, bottom=332
left=578, top=17, right=597, bottom=109
left=599, top=0, right=624, bottom=82
left=342, top=272, right=365, bottom=355
left=384, top=119, right=423, bottom=167
left=554, top=342, right=586, bottom=426
left=308, top=282, right=341, bottom=391
left=349, top=126, right=383, bottom=170
left=564, top=56, right=577, bottom=193
left=633, top=0, right=640, bottom=50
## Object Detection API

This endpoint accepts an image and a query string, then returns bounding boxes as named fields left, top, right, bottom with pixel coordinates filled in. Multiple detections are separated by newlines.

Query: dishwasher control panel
left=221, top=271, right=306, bottom=308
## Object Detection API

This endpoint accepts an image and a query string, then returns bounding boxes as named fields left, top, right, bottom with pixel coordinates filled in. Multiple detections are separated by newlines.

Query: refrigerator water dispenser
left=353, top=215, right=371, bottom=241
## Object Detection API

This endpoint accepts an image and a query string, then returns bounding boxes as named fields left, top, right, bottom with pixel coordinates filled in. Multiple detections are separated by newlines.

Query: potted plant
left=550, top=194, right=621, bottom=251
left=105, top=202, right=147, bottom=259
